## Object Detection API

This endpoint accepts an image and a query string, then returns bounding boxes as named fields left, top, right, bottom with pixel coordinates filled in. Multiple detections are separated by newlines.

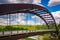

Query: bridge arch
left=0, top=4, right=59, bottom=34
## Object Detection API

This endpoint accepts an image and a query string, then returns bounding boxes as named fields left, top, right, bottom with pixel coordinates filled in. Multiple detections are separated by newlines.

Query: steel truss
left=0, top=4, right=59, bottom=35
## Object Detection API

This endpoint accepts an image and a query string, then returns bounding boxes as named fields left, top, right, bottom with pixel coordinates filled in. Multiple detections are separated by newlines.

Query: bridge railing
left=0, top=29, right=59, bottom=36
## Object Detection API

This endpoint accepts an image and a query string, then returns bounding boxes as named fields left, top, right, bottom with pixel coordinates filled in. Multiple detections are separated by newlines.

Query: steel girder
left=0, top=4, right=59, bottom=35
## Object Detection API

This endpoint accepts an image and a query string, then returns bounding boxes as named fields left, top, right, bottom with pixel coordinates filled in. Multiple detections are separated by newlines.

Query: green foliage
left=0, top=24, right=60, bottom=31
left=0, top=26, right=6, bottom=31
left=57, top=23, right=60, bottom=29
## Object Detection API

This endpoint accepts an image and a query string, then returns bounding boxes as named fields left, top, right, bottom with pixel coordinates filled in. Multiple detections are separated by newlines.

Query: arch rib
left=0, top=4, right=59, bottom=35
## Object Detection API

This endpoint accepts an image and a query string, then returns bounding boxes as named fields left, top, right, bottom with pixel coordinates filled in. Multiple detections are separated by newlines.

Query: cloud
left=1, top=11, right=60, bottom=25
left=8, top=0, right=20, bottom=3
left=48, top=0, right=60, bottom=6
left=0, top=13, right=45, bottom=25
left=52, top=11, right=60, bottom=23
left=14, top=13, right=44, bottom=25
left=0, top=0, right=44, bottom=7
left=32, top=15, right=45, bottom=24
left=32, top=0, right=41, bottom=4
left=0, top=0, right=41, bottom=4
left=0, top=0, right=10, bottom=4
left=0, top=18, right=7, bottom=25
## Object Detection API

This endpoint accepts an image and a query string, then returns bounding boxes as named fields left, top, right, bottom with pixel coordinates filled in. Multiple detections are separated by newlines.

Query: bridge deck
left=0, top=29, right=57, bottom=36
left=0, top=29, right=59, bottom=40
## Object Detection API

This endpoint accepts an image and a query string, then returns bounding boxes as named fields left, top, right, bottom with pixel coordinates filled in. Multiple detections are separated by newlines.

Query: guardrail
left=0, top=29, right=60, bottom=40
left=0, top=29, right=59, bottom=36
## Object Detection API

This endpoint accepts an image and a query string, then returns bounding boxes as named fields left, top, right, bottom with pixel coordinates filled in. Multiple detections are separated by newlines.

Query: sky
left=0, top=0, right=60, bottom=25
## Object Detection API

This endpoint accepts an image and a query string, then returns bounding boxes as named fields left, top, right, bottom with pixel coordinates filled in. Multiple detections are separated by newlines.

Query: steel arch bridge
left=0, top=4, right=59, bottom=40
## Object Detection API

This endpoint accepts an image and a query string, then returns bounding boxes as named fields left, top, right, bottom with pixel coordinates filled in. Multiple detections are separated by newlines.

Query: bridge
left=0, top=4, right=59, bottom=40
left=0, top=29, right=59, bottom=40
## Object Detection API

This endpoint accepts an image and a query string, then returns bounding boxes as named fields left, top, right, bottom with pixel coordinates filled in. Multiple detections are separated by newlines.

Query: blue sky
left=41, top=0, right=60, bottom=12
left=0, top=0, right=60, bottom=25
